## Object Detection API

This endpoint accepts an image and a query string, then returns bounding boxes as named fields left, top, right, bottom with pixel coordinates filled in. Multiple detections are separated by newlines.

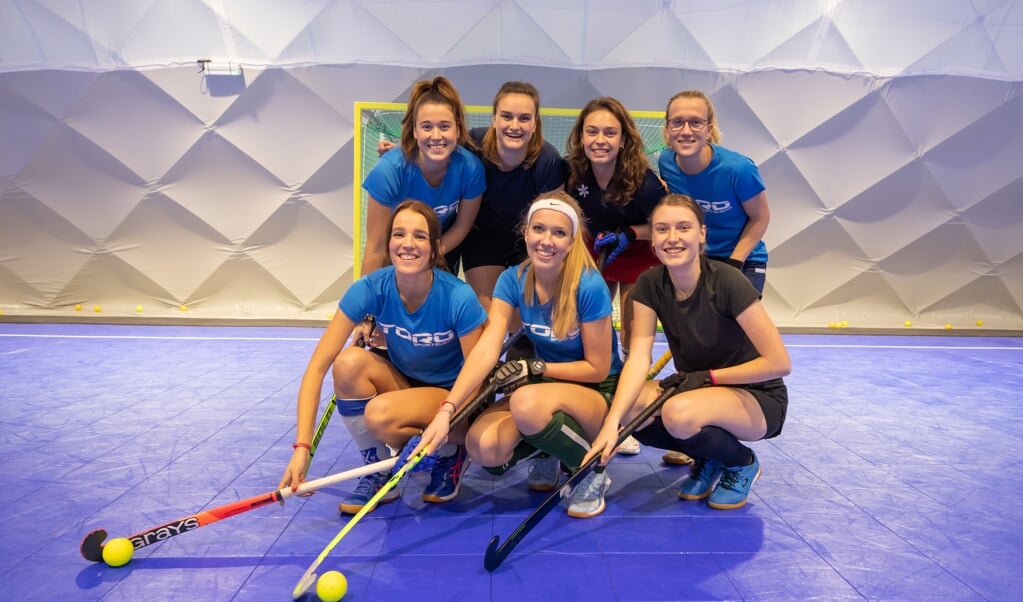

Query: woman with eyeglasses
left=657, top=91, right=770, bottom=294
left=656, top=90, right=773, bottom=468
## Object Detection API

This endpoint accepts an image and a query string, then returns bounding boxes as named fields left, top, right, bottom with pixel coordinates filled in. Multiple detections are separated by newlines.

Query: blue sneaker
left=566, top=470, right=611, bottom=518
left=338, top=471, right=399, bottom=514
left=708, top=452, right=761, bottom=510
left=422, top=445, right=470, bottom=503
left=677, top=457, right=723, bottom=500
left=527, top=454, right=561, bottom=491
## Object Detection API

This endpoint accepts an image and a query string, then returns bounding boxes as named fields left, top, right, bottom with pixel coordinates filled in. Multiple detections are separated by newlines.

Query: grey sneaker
left=566, top=470, right=611, bottom=518
left=527, top=454, right=561, bottom=491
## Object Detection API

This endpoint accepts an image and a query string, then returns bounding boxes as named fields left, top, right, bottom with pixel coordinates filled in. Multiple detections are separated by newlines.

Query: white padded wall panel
left=1, top=1, right=1021, bottom=330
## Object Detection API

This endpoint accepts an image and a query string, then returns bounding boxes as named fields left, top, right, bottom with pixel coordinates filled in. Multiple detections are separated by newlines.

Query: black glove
left=354, top=314, right=376, bottom=347
left=711, top=256, right=744, bottom=270
left=493, top=358, right=546, bottom=393
left=660, top=370, right=714, bottom=393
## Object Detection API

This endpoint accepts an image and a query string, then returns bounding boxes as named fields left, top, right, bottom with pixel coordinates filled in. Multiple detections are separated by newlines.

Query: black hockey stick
left=483, top=376, right=685, bottom=571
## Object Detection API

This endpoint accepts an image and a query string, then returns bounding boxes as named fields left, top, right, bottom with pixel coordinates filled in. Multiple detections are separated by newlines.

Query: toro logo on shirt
left=432, top=200, right=461, bottom=219
left=378, top=322, right=456, bottom=346
left=526, top=323, right=580, bottom=341
left=695, top=197, right=732, bottom=214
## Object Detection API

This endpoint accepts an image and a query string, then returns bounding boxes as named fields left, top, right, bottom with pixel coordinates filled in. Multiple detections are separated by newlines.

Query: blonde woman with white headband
left=413, top=191, right=624, bottom=518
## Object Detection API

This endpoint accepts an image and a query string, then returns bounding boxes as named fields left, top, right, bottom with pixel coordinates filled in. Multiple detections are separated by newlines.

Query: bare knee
left=331, top=347, right=374, bottom=396
left=661, top=397, right=703, bottom=439
left=466, top=425, right=508, bottom=467
left=507, top=386, right=548, bottom=434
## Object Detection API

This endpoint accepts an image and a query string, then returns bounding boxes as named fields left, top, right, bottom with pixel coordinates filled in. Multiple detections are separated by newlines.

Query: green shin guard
left=522, top=411, right=589, bottom=471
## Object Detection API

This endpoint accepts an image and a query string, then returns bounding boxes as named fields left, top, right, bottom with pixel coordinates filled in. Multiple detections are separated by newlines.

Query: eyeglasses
left=666, top=117, right=708, bottom=132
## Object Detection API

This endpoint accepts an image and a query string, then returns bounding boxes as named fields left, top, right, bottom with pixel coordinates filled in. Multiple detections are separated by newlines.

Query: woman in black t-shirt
left=586, top=193, right=790, bottom=510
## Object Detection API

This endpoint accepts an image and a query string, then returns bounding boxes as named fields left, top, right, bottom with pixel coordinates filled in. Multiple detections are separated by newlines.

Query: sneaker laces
left=690, top=458, right=711, bottom=480
left=574, top=471, right=606, bottom=501
left=428, top=450, right=463, bottom=489
left=717, top=467, right=744, bottom=491
left=351, top=472, right=385, bottom=497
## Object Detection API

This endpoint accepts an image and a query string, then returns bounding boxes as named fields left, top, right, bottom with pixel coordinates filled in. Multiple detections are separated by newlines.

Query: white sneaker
left=616, top=435, right=641, bottom=456
left=566, top=470, right=611, bottom=518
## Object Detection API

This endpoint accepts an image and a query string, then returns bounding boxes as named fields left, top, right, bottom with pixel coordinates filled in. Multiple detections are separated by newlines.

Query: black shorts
left=460, top=226, right=526, bottom=271
left=635, top=379, right=787, bottom=447
left=747, top=379, right=787, bottom=439
left=369, top=347, right=444, bottom=389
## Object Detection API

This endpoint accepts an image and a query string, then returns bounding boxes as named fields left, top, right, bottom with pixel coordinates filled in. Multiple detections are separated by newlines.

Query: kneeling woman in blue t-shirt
left=279, top=200, right=486, bottom=514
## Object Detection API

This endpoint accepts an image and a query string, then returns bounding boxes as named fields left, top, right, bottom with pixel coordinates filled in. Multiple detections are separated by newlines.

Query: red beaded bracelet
left=438, top=401, right=456, bottom=414
left=292, top=442, right=312, bottom=451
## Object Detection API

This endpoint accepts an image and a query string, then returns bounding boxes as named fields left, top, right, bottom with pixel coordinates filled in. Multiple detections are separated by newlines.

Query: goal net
left=353, top=102, right=669, bottom=327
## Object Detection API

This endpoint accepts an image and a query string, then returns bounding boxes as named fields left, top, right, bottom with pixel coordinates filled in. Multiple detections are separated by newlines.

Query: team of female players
left=279, top=76, right=790, bottom=518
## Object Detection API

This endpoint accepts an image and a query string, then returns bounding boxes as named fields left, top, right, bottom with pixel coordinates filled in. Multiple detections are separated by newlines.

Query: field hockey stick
left=647, top=349, right=672, bottom=379
left=291, top=450, right=426, bottom=598
left=79, top=456, right=398, bottom=562
left=292, top=378, right=500, bottom=598
left=81, top=315, right=381, bottom=562
left=305, top=315, right=375, bottom=466
left=500, top=325, right=525, bottom=356
left=483, top=377, right=685, bottom=571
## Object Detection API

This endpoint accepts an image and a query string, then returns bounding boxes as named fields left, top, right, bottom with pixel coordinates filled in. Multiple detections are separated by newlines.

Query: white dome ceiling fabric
left=1, top=0, right=1021, bottom=330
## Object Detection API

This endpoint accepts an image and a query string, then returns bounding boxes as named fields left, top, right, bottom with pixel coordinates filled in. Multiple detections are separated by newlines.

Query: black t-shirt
left=569, top=168, right=666, bottom=235
left=469, top=127, right=567, bottom=231
left=633, top=257, right=773, bottom=380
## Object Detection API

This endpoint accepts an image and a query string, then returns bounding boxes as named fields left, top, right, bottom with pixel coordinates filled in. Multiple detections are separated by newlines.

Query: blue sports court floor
left=0, top=323, right=1020, bottom=600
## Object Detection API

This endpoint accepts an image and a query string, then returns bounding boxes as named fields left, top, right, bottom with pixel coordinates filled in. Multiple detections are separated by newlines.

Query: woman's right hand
left=415, top=411, right=453, bottom=457
left=584, top=420, right=622, bottom=466
left=278, top=448, right=311, bottom=493
left=351, top=320, right=376, bottom=348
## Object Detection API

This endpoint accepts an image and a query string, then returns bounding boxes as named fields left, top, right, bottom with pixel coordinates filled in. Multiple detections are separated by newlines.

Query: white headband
left=526, top=198, right=579, bottom=236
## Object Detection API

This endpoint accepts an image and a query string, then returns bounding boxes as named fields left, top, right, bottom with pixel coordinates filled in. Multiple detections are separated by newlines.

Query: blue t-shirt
left=658, top=144, right=768, bottom=263
left=469, top=127, right=566, bottom=230
left=363, top=145, right=486, bottom=230
left=493, top=265, right=623, bottom=374
left=339, top=267, right=486, bottom=388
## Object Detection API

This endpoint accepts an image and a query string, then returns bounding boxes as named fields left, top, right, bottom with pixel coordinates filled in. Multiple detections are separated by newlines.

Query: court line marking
left=1, top=333, right=1021, bottom=351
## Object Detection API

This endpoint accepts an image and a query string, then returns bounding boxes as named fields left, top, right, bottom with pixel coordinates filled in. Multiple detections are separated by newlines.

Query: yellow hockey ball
left=316, top=570, right=348, bottom=602
left=102, top=537, right=134, bottom=567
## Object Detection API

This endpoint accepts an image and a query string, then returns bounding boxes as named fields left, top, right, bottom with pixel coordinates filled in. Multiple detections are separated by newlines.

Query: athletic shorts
left=744, top=378, right=787, bottom=439
left=460, top=226, right=526, bottom=271
left=635, top=379, right=787, bottom=447
left=587, top=242, right=660, bottom=283
left=538, top=372, right=620, bottom=407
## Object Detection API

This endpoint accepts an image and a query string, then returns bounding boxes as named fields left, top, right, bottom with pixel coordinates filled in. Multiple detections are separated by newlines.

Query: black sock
left=676, top=426, right=752, bottom=468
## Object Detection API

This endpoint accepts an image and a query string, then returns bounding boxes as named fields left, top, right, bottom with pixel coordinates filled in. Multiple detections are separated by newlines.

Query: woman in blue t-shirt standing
left=412, top=191, right=624, bottom=519
left=361, top=76, right=486, bottom=276
left=280, top=201, right=486, bottom=514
